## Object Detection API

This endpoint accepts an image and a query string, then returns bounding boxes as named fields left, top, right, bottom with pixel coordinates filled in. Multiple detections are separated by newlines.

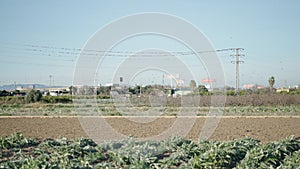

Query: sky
left=0, top=0, right=299, bottom=88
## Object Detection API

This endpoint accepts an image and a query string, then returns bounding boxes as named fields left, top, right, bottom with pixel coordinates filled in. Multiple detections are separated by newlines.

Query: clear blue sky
left=0, top=0, right=299, bottom=88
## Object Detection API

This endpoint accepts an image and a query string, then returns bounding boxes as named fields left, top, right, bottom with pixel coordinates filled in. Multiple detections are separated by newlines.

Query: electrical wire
left=0, top=41, right=239, bottom=68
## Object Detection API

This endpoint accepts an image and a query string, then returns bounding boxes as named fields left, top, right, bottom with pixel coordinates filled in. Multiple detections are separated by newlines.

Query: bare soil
left=0, top=116, right=299, bottom=143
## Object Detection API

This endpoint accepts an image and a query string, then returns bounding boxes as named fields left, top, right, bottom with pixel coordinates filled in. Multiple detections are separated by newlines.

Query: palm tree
left=268, top=76, right=275, bottom=91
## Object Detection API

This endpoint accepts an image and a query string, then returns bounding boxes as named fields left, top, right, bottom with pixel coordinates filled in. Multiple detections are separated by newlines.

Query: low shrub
left=42, top=95, right=73, bottom=103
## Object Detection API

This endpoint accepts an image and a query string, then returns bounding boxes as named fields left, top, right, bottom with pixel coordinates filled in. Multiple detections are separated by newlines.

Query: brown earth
left=0, top=116, right=299, bottom=143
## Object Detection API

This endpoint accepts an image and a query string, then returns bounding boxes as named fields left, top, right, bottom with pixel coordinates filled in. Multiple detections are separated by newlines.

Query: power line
left=0, top=59, right=73, bottom=68
left=0, top=41, right=235, bottom=58
left=0, top=42, right=245, bottom=75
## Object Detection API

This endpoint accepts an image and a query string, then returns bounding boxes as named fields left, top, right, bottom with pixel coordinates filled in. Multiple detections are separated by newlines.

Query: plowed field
left=0, top=116, right=299, bottom=143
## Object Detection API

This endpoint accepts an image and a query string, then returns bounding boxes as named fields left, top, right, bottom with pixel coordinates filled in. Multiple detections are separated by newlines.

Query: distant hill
left=0, top=84, right=66, bottom=90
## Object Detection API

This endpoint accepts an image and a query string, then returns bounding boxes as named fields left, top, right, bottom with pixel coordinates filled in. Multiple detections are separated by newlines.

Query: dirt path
left=0, top=116, right=299, bottom=143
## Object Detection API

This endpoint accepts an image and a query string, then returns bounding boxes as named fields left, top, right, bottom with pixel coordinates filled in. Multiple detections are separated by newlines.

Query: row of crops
left=1, top=104, right=300, bottom=116
left=0, top=133, right=299, bottom=168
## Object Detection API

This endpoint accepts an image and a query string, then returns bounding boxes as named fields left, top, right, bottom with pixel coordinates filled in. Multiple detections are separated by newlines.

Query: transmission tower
left=230, top=48, right=244, bottom=92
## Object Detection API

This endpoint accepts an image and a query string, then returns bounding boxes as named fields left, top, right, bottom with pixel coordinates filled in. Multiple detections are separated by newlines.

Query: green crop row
left=0, top=133, right=299, bottom=168
left=1, top=103, right=299, bottom=116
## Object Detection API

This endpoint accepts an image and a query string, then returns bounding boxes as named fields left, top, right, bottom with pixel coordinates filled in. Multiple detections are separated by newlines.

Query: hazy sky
left=0, top=0, right=299, bottom=88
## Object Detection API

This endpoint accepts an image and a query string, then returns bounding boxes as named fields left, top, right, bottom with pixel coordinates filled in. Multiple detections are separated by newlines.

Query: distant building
left=28, top=84, right=35, bottom=89
left=257, top=85, right=264, bottom=89
left=243, top=84, right=255, bottom=89
left=276, top=88, right=290, bottom=93
left=173, top=87, right=192, bottom=96
left=16, top=86, right=23, bottom=90
left=47, top=88, right=70, bottom=96
left=105, top=83, right=119, bottom=87
left=243, top=84, right=264, bottom=90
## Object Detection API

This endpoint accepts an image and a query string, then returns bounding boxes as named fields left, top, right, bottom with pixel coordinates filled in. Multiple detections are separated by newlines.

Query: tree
left=25, top=89, right=42, bottom=103
left=69, top=86, right=77, bottom=95
left=268, top=76, right=275, bottom=91
left=97, top=86, right=111, bottom=96
left=77, top=85, right=95, bottom=95
left=0, top=90, right=10, bottom=97
left=189, top=80, right=197, bottom=93
left=198, top=85, right=208, bottom=95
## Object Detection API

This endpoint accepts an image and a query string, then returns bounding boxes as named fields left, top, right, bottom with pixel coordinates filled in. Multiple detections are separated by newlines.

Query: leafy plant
left=1, top=133, right=300, bottom=168
left=0, top=132, right=38, bottom=149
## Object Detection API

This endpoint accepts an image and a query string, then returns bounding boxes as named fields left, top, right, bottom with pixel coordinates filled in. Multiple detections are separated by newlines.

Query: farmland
left=0, top=93, right=299, bottom=116
left=0, top=93, right=300, bottom=168
left=1, top=1, right=300, bottom=167
left=0, top=116, right=299, bottom=144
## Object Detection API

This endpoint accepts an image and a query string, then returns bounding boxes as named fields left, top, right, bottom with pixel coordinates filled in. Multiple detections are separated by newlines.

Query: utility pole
left=230, top=48, right=244, bottom=92
left=49, top=75, right=52, bottom=87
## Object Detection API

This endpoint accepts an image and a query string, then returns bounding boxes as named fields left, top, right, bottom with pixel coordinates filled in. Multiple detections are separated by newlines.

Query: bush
left=0, top=96, right=25, bottom=104
left=25, top=90, right=42, bottom=103
left=42, top=95, right=73, bottom=103
left=97, top=95, right=110, bottom=99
